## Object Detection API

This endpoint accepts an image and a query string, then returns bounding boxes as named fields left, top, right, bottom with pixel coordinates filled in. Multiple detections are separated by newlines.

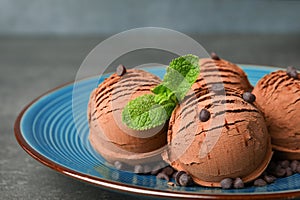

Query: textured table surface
left=1, top=35, right=300, bottom=199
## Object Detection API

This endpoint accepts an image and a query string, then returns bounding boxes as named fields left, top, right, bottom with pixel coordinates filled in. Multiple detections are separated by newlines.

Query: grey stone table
left=1, top=35, right=300, bottom=199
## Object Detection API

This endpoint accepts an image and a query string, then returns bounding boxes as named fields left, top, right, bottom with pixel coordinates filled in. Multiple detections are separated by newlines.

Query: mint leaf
left=152, top=84, right=178, bottom=105
left=122, top=54, right=199, bottom=130
left=122, top=94, right=169, bottom=130
left=162, top=54, right=200, bottom=101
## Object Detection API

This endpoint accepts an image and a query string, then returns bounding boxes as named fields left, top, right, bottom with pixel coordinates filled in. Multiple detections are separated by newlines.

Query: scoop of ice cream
left=163, top=83, right=272, bottom=187
left=88, top=68, right=168, bottom=166
left=252, top=69, right=300, bottom=159
left=198, top=58, right=253, bottom=93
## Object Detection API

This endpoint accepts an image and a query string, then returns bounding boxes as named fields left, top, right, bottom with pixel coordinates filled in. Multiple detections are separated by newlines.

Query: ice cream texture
left=88, top=69, right=167, bottom=165
left=253, top=69, right=300, bottom=159
left=198, top=58, right=253, bottom=93
left=163, top=58, right=272, bottom=187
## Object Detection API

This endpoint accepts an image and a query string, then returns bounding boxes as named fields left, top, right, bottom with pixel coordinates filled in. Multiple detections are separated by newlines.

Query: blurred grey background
left=1, top=0, right=300, bottom=35
left=1, top=1, right=300, bottom=200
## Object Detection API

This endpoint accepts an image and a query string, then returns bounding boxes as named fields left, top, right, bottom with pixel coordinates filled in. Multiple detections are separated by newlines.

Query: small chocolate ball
left=199, top=108, right=211, bottom=122
left=263, top=174, right=276, bottom=183
left=175, top=171, right=186, bottom=185
left=279, top=160, right=290, bottom=169
left=254, top=179, right=267, bottom=187
left=233, top=177, right=244, bottom=189
left=287, top=66, right=298, bottom=79
left=290, top=160, right=299, bottom=172
left=242, top=92, right=256, bottom=103
left=156, top=172, right=170, bottom=181
left=211, top=52, right=220, bottom=60
left=178, top=173, right=193, bottom=186
left=116, top=64, right=127, bottom=76
left=162, top=166, right=174, bottom=176
left=220, top=178, right=233, bottom=189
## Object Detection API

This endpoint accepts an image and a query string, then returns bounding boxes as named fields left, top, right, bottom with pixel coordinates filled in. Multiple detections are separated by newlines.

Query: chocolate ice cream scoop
left=163, top=83, right=272, bottom=187
left=88, top=68, right=168, bottom=166
left=253, top=70, right=300, bottom=159
left=198, top=58, right=253, bottom=93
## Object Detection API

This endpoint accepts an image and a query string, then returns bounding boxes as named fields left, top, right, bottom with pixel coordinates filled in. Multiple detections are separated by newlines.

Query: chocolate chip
left=156, top=172, right=169, bottom=181
left=286, top=167, right=293, bottom=177
left=162, top=166, right=174, bottom=176
left=279, top=160, right=290, bottom=169
left=220, top=178, right=233, bottom=189
left=274, top=166, right=286, bottom=177
left=242, top=92, right=256, bottom=103
left=287, top=66, right=298, bottom=79
left=263, top=174, right=276, bottom=183
left=116, top=64, right=126, bottom=76
left=114, top=161, right=123, bottom=170
left=134, top=164, right=144, bottom=174
left=178, top=173, right=193, bottom=186
left=254, top=179, right=267, bottom=187
left=233, top=177, right=244, bottom=189
left=290, top=160, right=299, bottom=172
left=199, top=108, right=210, bottom=122
left=211, top=52, right=220, bottom=60
left=172, top=170, right=178, bottom=179
left=175, top=171, right=186, bottom=185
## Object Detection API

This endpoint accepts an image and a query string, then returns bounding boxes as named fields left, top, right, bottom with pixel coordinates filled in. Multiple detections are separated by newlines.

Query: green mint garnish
left=122, top=94, right=172, bottom=130
left=154, top=54, right=200, bottom=101
left=122, top=54, right=200, bottom=130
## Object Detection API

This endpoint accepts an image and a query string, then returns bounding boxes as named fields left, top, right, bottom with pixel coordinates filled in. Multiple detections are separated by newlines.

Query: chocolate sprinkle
left=242, top=92, right=256, bottom=103
left=175, top=171, right=186, bottom=185
left=290, top=160, right=299, bottom=172
left=199, top=108, right=211, bottom=122
left=116, top=64, right=126, bottom=76
left=263, top=174, right=276, bottom=183
left=233, top=177, right=244, bottom=189
left=220, top=178, right=233, bottom=189
left=287, top=66, right=298, bottom=79
left=162, top=166, right=174, bottom=176
left=178, top=173, right=193, bottom=186
left=254, top=179, right=267, bottom=187
left=211, top=52, right=220, bottom=60
left=286, top=66, right=298, bottom=79
left=156, top=172, right=170, bottom=181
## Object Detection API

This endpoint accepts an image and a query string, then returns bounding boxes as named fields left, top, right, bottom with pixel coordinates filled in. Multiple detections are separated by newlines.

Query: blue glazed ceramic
left=15, top=65, right=300, bottom=199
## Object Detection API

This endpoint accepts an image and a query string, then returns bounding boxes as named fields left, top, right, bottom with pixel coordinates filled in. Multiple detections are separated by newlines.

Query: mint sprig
left=122, top=94, right=174, bottom=130
left=122, top=54, right=200, bottom=130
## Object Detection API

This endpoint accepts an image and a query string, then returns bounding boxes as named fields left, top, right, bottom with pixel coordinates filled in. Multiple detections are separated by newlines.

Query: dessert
left=163, top=65, right=272, bottom=187
left=88, top=53, right=299, bottom=189
left=198, top=57, right=253, bottom=93
left=88, top=66, right=167, bottom=166
left=252, top=67, right=300, bottom=159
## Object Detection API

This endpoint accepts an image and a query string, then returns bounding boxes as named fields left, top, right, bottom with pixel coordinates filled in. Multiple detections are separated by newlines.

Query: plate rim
left=14, top=64, right=300, bottom=199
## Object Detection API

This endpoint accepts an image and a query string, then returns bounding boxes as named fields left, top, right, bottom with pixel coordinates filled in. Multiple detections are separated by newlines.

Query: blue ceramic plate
left=15, top=65, right=300, bottom=199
